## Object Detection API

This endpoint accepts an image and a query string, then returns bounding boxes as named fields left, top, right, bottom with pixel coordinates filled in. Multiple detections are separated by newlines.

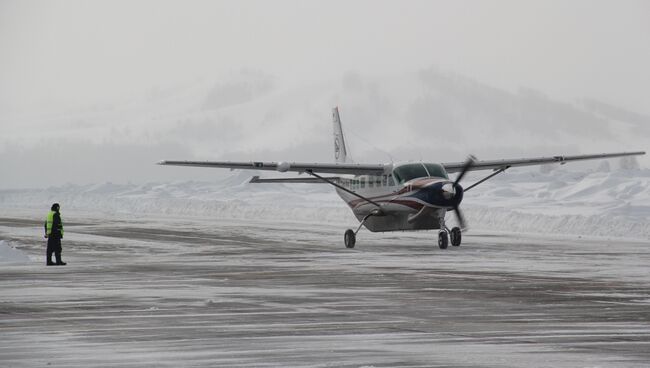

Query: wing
left=157, top=160, right=386, bottom=175
left=249, top=176, right=340, bottom=184
left=442, top=151, right=645, bottom=173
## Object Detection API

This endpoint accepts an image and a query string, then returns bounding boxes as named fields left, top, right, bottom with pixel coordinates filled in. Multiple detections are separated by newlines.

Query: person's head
left=51, top=203, right=60, bottom=211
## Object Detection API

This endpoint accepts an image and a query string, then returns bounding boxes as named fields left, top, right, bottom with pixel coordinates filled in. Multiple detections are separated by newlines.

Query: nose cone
left=439, top=181, right=463, bottom=208
left=416, top=181, right=464, bottom=208
left=441, top=183, right=455, bottom=200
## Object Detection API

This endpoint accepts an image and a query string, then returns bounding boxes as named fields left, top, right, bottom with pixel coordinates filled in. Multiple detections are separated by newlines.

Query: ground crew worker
left=44, top=203, right=66, bottom=266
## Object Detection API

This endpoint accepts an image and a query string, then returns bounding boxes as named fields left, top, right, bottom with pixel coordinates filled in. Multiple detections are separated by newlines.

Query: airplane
left=158, top=107, right=645, bottom=249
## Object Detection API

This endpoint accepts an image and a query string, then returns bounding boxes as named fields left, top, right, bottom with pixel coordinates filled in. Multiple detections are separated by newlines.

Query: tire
left=344, top=229, right=356, bottom=249
left=438, top=231, right=448, bottom=249
left=451, top=227, right=462, bottom=247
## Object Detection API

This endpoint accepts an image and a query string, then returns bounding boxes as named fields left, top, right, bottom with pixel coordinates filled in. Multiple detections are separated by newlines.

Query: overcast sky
left=0, top=0, right=648, bottom=188
left=2, top=0, right=649, bottom=113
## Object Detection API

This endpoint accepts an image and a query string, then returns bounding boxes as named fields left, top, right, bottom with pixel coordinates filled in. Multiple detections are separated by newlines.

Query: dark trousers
left=46, top=236, right=63, bottom=264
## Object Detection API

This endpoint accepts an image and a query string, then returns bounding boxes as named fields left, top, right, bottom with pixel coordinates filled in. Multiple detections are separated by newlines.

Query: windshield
left=393, top=163, right=448, bottom=184
left=424, top=163, right=449, bottom=179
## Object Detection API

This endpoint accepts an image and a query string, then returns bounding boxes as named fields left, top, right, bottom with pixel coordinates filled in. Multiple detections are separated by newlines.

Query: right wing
left=442, top=151, right=645, bottom=173
left=157, top=160, right=386, bottom=176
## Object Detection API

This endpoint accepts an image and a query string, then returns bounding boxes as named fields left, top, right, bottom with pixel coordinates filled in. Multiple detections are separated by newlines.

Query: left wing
left=442, top=151, right=645, bottom=173
left=157, top=160, right=386, bottom=176
left=249, top=176, right=339, bottom=184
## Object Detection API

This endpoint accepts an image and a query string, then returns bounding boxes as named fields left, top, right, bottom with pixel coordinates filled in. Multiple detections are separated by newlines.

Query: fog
left=1, top=0, right=648, bottom=189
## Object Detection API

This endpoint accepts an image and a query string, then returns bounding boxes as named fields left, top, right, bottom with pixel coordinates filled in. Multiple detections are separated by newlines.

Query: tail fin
left=332, top=107, right=349, bottom=163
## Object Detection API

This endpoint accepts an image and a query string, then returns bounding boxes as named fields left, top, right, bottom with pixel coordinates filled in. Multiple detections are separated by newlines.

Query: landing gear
left=450, top=227, right=462, bottom=247
left=342, top=209, right=383, bottom=249
left=438, top=231, right=448, bottom=249
left=344, top=229, right=356, bottom=249
left=437, top=217, right=462, bottom=249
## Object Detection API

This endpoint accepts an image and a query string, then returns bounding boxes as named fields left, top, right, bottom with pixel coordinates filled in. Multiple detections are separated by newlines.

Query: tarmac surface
left=1, top=215, right=649, bottom=367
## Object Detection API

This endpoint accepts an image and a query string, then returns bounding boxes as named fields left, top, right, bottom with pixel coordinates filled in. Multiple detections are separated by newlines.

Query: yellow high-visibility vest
left=45, top=211, right=64, bottom=236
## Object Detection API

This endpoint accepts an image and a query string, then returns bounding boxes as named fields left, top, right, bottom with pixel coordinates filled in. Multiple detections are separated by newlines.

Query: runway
left=1, top=215, right=649, bottom=367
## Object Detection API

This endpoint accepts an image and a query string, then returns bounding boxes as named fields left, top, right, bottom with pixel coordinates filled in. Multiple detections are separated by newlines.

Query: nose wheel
left=438, top=216, right=462, bottom=249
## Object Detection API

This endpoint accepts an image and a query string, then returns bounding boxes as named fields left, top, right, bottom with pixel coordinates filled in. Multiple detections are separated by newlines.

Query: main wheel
left=450, top=227, right=462, bottom=247
left=344, top=229, right=356, bottom=249
left=438, top=231, right=448, bottom=249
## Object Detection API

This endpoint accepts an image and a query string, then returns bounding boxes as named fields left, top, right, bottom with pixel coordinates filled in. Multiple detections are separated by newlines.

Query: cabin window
left=360, top=178, right=365, bottom=188
left=382, top=175, right=388, bottom=186
left=369, top=177, right=374, bottom=188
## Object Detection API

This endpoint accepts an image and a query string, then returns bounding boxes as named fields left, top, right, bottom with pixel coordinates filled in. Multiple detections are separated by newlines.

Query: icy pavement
left=1, top=214, right=649, bottom=367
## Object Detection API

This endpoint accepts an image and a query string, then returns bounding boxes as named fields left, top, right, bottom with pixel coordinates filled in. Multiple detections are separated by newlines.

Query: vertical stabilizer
left=332, top=107, right=349, bottom=163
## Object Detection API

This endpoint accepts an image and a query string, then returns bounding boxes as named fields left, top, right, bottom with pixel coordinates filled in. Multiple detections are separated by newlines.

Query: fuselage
left=335, top=162, right=461, bottom=232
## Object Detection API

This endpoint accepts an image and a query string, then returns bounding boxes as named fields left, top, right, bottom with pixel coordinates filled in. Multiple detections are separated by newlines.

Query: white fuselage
left=334, top=163, right=456, bottom=232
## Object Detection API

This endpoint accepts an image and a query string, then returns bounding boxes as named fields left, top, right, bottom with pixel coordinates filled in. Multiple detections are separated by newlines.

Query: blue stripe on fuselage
left=406, top=182, right=452, bottom=208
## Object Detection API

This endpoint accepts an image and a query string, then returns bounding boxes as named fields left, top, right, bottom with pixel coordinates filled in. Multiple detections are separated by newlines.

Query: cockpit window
left=393, top=163, right=428, bottom=184
left=393, top=163, right=448, bottom=184
left=424, top=163, right=449, bottom=179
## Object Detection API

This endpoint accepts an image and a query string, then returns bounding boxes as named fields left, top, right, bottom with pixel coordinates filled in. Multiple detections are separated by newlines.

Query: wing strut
left=305, top=170, right=382, bottom=208
left=464, top=166, right=510, bottom=192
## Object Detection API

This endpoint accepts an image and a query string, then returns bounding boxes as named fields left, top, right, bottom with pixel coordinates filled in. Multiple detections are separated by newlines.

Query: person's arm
left=44, top=220, right=48, bottom=238
left=53, top=213, right=62, bottom=238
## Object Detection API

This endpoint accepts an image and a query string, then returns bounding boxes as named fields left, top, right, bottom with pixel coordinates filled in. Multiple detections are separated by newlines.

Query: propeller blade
left=454, top=155, right=476, bottom=186
left=454, top=206, right=467, bottom=230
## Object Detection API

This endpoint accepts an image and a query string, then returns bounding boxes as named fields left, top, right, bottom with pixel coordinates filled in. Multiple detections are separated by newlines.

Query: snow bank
left=1, top=167, right=649, bottom=239
left=0, top=240, right=31, bottom=264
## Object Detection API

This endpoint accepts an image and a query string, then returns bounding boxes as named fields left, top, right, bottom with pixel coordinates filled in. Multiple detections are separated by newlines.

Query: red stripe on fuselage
left=341, top=177, right=447, bottom=211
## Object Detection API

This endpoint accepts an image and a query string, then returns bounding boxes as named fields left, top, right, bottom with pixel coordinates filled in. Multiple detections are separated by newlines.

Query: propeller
left=451, top=155, right=475, bottom=230
left=454, top=154, right=476, bottom=187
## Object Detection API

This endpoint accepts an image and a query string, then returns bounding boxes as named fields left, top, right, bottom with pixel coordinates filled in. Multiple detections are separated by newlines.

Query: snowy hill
left=1, top=68, right=648, bottom=239
left=462, top=166, right=650, bottom=239
left=1, top=68, right=648, bottom=189
left=1, top=166, right=649, bottom=239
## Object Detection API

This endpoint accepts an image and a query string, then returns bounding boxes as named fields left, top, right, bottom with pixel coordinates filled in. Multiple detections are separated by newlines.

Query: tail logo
left=335, top=138, right=341, bottom=160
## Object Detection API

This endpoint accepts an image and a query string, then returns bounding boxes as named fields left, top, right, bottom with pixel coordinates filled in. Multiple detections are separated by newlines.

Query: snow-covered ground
left=0, top=240, right=31, bottom=264
left=1, top=215, right=649, bottom=367
left=1, top=165, right=649, bottom=240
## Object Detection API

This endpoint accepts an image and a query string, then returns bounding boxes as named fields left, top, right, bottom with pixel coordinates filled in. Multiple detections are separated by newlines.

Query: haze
left=1, top=0, right=648, bottom=189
